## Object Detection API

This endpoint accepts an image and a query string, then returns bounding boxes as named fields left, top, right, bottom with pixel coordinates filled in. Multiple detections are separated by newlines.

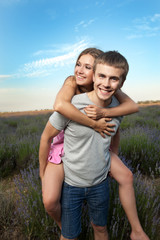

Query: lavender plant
left=0, top=186, right=22, bottom=239
left=108, top=172, right=160, bottom=240
left=1, top=106, right=160, bottom=239
left=0, top=114, right=50, bottom=178
left=0, top=192, right=15, bottom=236
left=14, top=163, right=160, bottom=239
left=14, top=165, right=60, bottom=239
left=119, top=126, right=160, bottom=177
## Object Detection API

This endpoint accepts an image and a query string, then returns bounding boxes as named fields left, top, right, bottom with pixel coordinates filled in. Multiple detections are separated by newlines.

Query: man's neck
left=87, top=90, right=112, bottom=107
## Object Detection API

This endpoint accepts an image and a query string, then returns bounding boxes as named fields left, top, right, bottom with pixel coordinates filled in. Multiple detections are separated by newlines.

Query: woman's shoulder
left=64, top=75, right=76, bottom=87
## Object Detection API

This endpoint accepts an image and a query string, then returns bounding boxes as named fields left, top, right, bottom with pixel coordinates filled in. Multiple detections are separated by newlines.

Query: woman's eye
left=86, top=65, right=93, bottom=70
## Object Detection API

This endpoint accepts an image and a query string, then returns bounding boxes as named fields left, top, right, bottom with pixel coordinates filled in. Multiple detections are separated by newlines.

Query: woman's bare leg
left=42, top=162, right=64, bottom=229
left=110, top=152, right=150, bottom=240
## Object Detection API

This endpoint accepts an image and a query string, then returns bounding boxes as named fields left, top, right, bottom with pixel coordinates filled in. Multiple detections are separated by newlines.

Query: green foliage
left=108, top=175, right=160, bottom=240
left=13, top=165, right=160, bottom=240
left=14, top=166, right=60, bottom=239
left=0, top=141, right=17, bottom=178
left=0, top=192, right=15, bottom=231
left=119, top=105, right=160, bottom=177
left=0, top=189, right=22, bottom=239
left=0, top=113, right=50, bottom=178
left=119, top=127, right=160, bottom=177
left=0, top=106, right=160, bottom=239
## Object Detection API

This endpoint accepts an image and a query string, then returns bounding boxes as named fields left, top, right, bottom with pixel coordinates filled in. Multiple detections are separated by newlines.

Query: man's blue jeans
left=61, top=177, right=110, bottom=239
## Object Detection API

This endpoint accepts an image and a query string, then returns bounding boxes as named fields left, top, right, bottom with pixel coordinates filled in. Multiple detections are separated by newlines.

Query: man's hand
left=84, top=105, right=105, bottom=120
left=93, top=118, right=115, bottom=138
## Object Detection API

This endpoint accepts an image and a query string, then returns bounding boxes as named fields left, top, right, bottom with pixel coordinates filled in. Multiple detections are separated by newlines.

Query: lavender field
left=0, top=106, right=160, bottom=240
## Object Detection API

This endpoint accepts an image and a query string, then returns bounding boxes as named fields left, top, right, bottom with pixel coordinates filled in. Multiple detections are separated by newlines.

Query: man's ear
left=119, top=80, right=124, bottom=89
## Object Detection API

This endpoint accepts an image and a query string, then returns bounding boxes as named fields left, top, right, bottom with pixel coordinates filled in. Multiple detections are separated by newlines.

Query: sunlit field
left=0, top=106, right=160, bottom=240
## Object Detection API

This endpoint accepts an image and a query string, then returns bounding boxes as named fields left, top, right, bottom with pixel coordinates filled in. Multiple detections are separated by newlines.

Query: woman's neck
left=77, top=85, right=93, bottom=94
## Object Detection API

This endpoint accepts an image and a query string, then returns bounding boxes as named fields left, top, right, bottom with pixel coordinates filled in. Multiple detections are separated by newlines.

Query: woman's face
left=74, top=54, right=95, bottom=89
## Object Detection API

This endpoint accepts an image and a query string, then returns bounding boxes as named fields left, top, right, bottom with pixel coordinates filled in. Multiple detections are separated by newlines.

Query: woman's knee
left=43, top=194, right=59, bottom=212
left=123, top=168, right=133, bottom=185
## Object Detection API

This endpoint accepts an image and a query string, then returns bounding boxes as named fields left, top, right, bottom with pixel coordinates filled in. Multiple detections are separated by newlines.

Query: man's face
left=93, top=63, right=124, bottom=102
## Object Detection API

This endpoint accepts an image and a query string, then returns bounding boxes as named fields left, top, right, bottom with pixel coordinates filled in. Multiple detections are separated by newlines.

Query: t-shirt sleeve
left=110, top=96, right=123, bottom=123
left=49, top=112, right=69, bottom=131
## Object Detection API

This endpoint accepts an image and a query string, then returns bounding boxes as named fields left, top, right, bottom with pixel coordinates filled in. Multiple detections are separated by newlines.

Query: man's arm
left=39, top=121, right=60, bottom=180
left=110, top=128, right=120, bottom=155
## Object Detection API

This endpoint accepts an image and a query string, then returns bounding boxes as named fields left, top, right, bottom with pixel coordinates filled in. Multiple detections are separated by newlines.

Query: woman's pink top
left=48, top=130, right=64, bottom=164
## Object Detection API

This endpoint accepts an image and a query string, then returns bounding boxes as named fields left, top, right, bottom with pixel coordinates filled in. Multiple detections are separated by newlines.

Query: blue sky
left=0, top=0, right=160, bottom=112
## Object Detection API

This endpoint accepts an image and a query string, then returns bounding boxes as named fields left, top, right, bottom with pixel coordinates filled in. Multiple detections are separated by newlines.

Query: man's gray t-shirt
left=49, top=93, right=122, bottom=187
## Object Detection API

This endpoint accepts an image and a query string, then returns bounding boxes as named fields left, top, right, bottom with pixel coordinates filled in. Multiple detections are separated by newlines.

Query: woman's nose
left=78, top=65, right=84, bottom=73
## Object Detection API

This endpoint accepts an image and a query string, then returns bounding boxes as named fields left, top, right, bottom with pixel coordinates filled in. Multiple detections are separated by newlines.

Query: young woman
left=40, top=48, right=149, bottom=240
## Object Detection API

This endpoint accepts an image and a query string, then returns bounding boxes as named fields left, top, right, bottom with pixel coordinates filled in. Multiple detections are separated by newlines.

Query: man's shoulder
left=109, top=96, right=120, bottom=108
left=72, top=93, right=87, bottom=101
left=72, top=93, right=91, bottom=104
left=71, top=93, right=92, bottom=110
left=109, top=96, right=123, bottom=122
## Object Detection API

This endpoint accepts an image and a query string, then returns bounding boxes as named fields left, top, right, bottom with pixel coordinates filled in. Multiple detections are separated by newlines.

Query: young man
left=39, top=51, right=128, bottom=240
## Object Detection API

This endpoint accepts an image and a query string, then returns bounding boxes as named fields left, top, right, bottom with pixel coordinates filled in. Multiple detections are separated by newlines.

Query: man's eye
left=99, top=74, right=105, bottom=78
left=111, top=77, right=118, bottom=81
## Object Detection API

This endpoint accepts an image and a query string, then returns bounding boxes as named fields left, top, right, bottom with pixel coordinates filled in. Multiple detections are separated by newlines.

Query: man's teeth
left=100, top=89, right=109, bottom=93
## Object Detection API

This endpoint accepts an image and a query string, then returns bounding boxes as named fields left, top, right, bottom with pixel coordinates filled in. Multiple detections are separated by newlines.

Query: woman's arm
left=54, top=76, right=114, bottom=137
left=84, top=89, right=139, bottom=119
left=114, top=89, right=139, bottom=115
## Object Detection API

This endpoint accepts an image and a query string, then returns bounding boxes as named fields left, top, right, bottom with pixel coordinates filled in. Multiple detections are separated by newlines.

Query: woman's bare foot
left=130, top=229, right=150, bottom=240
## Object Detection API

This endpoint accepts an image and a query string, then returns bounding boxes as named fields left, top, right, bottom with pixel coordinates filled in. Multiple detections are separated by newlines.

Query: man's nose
left=104, top=78, right=111, bottom=87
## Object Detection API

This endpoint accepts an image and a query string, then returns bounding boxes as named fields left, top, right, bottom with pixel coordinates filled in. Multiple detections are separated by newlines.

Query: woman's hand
left=84, top=105, right=106, bottom=120
left=93, top=118, right=115, bottom=138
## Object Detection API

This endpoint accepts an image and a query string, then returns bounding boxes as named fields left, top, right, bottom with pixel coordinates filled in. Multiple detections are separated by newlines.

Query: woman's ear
left=93, top=74, right=95, bottom=82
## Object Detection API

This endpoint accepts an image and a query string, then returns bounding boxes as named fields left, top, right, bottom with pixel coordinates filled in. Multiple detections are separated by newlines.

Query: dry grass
left=1, top=102, right=160, bottom=118
left=0, top=109, right=53, bottom=118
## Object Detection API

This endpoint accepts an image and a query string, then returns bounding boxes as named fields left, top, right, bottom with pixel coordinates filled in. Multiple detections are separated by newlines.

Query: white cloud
left=33, top=41, right=89, bottom=57
left=95, top=1, right=105, bottom=7
left=151, top=13, right=160, bottom=22
left=24, top=52, right=74, bottom=71
left=0, top=40, right=90, bottom=81
left=75, top=19, right=95, bottom=32
left=126, top=13, right=160, bottom=39
left=127, top=34, right=143, bottom=40
left=18, top=39, right=89, bottom=78
left=0, top=75, right=12, bottom=81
